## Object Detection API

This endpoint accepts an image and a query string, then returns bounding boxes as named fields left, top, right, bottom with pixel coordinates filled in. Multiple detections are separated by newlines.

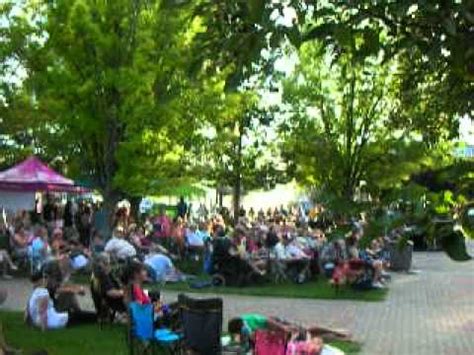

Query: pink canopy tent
left=0, top=156, right=83, bottom=192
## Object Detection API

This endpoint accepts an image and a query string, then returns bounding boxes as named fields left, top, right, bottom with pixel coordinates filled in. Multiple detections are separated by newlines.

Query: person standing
left=176, top=196, right=188, bottom=220
left=63, top=200, right=74, bottom=228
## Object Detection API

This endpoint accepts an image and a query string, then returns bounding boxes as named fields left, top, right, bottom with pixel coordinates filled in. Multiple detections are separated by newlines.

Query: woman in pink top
left=170, top=217, right=185, bottom=256
left=153, top=208, right=171, bottom=239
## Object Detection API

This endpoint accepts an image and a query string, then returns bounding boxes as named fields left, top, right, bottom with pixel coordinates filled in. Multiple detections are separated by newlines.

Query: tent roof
left=0, top=156, right=79, bottom=192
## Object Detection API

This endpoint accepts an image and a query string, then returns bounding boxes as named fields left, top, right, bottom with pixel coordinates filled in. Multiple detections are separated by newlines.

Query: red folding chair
left=254, top=329, right=287, bottom=355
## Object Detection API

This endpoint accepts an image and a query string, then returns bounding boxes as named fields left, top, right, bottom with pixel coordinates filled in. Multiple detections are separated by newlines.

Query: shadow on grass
left=1, top=311, right=362, bottom=354
left=163, top=258, right=387, bottom=302
left=158, top=278, right=387, bottom=302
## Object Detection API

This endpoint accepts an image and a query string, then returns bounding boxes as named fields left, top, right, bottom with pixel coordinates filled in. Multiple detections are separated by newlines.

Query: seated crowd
left=0, top=199, right=397, bottom=329
left=0, top=198, right=396, bottom=289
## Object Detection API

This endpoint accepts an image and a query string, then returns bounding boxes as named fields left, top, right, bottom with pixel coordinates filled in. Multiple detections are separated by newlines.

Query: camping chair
left=128, top=302, right=181, bottom=355
left=254, top=329, right=287, bottom=355
left=178, top=294, right=223, bottom=355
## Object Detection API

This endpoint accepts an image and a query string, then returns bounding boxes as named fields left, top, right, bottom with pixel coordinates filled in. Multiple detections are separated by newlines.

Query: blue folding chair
left=128, top=302, right=181, bottom=355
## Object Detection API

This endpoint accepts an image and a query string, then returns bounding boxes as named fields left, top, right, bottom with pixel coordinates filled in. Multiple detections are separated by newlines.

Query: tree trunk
left=233, top=177, right=241, bottom=226
left=233, top=122, right=244, bottom=225
left=127, top=195, right=141, bottom=222
left=101, top=181, right=121, bottom=234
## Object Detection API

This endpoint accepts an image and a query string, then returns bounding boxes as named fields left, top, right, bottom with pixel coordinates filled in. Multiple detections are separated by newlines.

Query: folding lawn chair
left=178, top=294, right=223, bottom=355
left=128, top=302, right=181, bottom=355
left=254, top=329, right=287, bottom=355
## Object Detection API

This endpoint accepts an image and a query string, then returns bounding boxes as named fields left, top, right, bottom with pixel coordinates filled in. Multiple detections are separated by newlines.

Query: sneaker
left=10, top=264, right=19, bottom=271
left=2, top=274, right=13, bottom=280
left=372, top=281, right=385, bottom=289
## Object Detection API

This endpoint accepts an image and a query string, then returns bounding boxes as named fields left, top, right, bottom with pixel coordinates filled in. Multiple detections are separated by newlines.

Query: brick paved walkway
left=2, top=247, right=473, bottom=355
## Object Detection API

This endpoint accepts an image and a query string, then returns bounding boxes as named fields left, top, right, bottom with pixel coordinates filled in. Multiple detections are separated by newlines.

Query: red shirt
left=132, top=284, right=151, bottom=304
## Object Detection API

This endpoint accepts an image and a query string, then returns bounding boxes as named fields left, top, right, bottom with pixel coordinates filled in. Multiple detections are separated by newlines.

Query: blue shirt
left=144, top=254, right=173, bottom=282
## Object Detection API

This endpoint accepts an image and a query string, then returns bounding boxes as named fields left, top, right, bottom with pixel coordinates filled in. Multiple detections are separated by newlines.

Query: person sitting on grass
left=144, top=252, right=178, bottom=283
left=11, top=224, right=29, bottom=262
left=27, top=271, right=69, bottom=330
left=41, top=260, right=96, bottom=323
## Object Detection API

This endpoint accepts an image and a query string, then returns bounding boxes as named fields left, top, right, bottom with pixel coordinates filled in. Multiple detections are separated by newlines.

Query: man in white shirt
left=27, top=272, right=68, bottom=330
left=104, top=227, right=137, bottom=260
left=274, top=235, right=310, bottom=283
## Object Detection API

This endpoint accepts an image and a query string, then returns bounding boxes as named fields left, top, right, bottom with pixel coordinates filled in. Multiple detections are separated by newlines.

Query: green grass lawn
left=70, top=270, right=386, bottom=302
left=0, top=311, right=361, bottom=354
left=157, top=258, right=387, bottom=302
left=159, top=278, right=387, bottom=302
left=1, top=311, right=128, bottom=355
left=70, top=258, right=386, bottom=302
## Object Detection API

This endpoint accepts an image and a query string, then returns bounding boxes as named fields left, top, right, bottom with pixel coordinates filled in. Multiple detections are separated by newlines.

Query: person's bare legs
left=373, top=260, right=383, bottom=282
left=0, top=251, right=17, bottom=273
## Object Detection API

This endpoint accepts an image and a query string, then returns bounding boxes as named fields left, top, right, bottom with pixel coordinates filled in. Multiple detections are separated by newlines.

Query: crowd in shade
left=0, top=194, right=400, bottom=354
left=0, top=194, right=396, bottom=289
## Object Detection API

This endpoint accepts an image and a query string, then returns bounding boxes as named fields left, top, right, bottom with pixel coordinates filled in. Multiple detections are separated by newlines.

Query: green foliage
left=437, top=224, right=472, bottom=262
left=298, top=1, right=474, bottom=127
left=281, top=40, right=442, bottom=201
left=1, top=0, right=209, bottom=201
left=461, top=203, right=474, bottom=238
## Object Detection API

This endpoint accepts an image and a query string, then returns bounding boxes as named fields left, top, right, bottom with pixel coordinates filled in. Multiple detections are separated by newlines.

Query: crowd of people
left=0, top=195, right=399, bottom=335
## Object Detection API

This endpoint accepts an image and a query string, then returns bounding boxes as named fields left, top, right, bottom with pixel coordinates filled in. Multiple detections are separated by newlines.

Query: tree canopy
left=0, top=0, right=471, bottom=219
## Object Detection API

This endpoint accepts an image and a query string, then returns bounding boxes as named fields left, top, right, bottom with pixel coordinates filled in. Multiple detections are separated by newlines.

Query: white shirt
left=274, top=242, right=290, bottom=260
left=286, top=243, right=308, bottom=259
left=28, top=287, right=68, bottom=329
left=104, top=237, right=137, bottom=259
left=186, top=230, right=205, bottom=247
